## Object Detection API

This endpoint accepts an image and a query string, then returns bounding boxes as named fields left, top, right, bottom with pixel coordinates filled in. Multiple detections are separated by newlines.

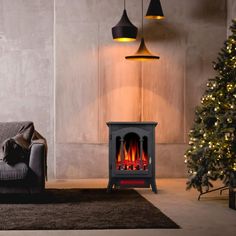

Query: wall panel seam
left=53, top=0, right=57, bottom=179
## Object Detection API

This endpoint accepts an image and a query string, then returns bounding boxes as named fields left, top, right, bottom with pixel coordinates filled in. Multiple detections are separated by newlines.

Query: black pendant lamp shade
left=125, top=0, right=160, bottom=61
left=145, top=0, right=164, bottom=20
left=125, top=38, right=159, bottom=60
left=112, top=4, right=138, bottom=42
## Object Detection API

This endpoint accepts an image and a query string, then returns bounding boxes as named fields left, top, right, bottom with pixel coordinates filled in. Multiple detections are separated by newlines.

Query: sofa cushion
left=0, top=162, right=28, bottom=181
left=0, top=121, right=33, bottom=144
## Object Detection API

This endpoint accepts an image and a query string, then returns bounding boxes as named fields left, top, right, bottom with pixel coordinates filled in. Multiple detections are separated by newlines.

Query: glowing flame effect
left=116, top=139, right=148, bottom=171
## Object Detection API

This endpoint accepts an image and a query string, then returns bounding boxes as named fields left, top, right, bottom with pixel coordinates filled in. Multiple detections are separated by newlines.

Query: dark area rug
left=0, top=188, right=180, bottom=230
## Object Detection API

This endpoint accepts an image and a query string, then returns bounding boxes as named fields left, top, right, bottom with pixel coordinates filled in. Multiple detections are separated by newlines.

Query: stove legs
left=151, top=181, right=158, bottom=194
left=107, top=180, right=113, bottom=193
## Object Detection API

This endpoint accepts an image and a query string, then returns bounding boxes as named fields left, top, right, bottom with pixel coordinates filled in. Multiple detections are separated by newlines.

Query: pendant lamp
left=145, top=0, right=164, bottom=20
left=125, top=0, right=160, bottom=61
left=112, top=0, right=138, bottom=42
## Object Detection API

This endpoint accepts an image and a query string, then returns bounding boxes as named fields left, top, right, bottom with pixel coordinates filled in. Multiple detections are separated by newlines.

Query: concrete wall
left=227, top=0, right=236, bottom=36
left=0, top=0, right=228, bottom=179
left=0, top=0, right=55, bottom=178
left=55, top=0, right=226, bottom=179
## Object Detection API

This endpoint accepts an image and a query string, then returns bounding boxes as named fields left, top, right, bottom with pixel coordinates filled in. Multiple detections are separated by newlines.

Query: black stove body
left=107, top=122, right=158, bottom=193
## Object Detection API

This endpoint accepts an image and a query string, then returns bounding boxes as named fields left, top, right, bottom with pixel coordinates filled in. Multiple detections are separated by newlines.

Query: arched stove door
left=111, top=127, right=152, bottom=177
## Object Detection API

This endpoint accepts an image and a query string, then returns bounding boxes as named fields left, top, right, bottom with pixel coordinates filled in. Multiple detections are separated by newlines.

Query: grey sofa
left=0, top=121, right=47, bottom=194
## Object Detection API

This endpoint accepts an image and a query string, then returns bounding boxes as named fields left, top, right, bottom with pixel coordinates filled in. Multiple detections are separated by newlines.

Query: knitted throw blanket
left=1, top=123, right=46, bottom=166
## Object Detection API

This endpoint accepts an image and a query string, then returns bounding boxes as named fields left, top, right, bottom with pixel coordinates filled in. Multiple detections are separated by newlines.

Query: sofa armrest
left=29, top=143, right=46, bottom=190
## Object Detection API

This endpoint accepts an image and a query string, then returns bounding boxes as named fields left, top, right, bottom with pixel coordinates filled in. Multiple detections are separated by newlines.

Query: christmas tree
left=185, top=19, right=236, bottom=193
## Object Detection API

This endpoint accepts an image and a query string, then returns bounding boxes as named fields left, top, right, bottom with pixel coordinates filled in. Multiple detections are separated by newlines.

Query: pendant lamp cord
left=141, top=0, right=143, bottom=37
left=124, top=0, right=126, bottom=9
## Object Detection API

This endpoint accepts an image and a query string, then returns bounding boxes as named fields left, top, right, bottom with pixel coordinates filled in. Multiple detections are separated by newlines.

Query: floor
left=0, top=178, right=235, bottom=236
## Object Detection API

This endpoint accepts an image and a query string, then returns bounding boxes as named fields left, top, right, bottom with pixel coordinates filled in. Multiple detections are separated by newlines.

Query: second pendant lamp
left=125, top=0, right=160, bottom=61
